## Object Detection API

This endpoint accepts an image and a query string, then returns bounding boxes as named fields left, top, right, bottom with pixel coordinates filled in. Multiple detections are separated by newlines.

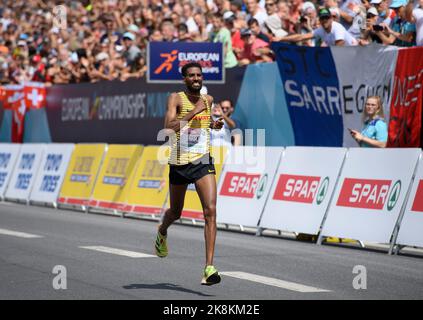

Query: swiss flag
left=24, top=82, right=46, bottom=109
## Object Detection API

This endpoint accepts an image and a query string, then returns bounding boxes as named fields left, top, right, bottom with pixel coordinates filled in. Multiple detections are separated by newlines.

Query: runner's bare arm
left=164, top=93, right=207, bottom=132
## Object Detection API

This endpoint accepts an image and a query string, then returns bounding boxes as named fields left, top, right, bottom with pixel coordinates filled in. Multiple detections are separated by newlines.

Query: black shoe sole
left=201, top=273, right=221, bottom=286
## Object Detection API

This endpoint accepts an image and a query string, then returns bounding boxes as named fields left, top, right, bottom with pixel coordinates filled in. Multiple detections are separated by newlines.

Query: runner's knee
left=169, top=207, right=182, bottom=220
left=203, top=204, right=216, bottom=220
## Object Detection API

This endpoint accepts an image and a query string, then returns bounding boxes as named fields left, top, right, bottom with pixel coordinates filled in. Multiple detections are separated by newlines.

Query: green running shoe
left=154, top=227, right=168, bottom=258
left=201, top=265, right=221, bottom=286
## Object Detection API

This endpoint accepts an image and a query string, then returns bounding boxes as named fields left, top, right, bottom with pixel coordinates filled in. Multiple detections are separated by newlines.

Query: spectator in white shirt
left=277, top=8, right=358, bottom=46
left=406, top=0, right=423, bottom=45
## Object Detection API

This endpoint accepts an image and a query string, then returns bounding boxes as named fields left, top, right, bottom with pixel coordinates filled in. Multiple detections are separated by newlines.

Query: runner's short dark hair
left=181, top=62, right=202, bottom=77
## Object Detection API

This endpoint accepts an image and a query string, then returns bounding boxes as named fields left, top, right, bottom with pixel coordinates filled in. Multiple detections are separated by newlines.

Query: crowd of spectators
left=0, top=0, right=422, bottom=85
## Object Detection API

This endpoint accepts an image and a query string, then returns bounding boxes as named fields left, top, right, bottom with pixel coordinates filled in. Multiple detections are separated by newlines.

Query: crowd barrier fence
left=1, top=142, right=422, bottom=256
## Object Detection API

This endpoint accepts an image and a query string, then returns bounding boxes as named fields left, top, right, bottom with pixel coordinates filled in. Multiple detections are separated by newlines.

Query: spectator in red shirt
left=238, top=28, right=273, bottom=66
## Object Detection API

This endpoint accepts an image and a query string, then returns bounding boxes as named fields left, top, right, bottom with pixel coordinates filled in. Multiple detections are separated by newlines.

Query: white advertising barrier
left=0, top=144, right=21, bottom=199
left=395, top=153, right=423, bottom=248
left=4, top=144, right=46, bottom=202
left=216, top=146, right=284, bottom=227
left=320, top=148, right=421, bottom=244
left=29, top=143, right=75, bottom=205
left=259, top=147, right=347, bottom=235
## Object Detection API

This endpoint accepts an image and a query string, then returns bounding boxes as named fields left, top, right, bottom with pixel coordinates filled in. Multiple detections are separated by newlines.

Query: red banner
left=387, top=47, right=423, bottom=147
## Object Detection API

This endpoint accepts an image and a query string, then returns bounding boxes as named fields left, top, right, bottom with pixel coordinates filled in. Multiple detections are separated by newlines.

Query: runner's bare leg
left=159, top=183, right=188, bottom=236
left=195, top=174, right=217, bottom=266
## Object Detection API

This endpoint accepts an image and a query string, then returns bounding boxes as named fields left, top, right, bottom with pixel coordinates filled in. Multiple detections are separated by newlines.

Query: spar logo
left=219, top=172, right=267, bottom=199
left=336, top=178, right=401, bottom=211
left=272, top=174, right=329, bottom=205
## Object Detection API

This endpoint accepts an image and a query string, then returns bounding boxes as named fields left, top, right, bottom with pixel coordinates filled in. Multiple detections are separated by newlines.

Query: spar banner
left=260, top=147, right=347, bottom=235
left=147, top=42, right=224, bottom=83
left=272, top=43, right=399, bottom=147
left=216, top=146, right=284, bottom=228
left=396, top=153, right=423, bottom=248
left=387, top=47, right=423, bottom=147
left=321, top=148, right=421, bottom=244
left=45, top=68, right=244, bottom=144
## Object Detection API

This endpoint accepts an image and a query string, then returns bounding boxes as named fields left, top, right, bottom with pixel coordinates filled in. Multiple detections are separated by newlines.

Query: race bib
left=180, top=127, right=208, bottom=154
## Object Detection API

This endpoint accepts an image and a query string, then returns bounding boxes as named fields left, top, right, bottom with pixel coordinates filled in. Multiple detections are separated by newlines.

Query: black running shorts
left=169, top=153, right=216, bottom=185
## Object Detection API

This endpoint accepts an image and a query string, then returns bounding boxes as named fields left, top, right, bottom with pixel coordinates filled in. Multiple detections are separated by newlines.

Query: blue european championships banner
left=271, top=43, right=343, bottom=146
left=147, top=42, right=224, bottom=83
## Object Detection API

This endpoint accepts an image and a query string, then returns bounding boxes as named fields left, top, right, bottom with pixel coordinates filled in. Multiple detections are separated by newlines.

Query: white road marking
left=79, top=246, right=156, bottom=258
left=0, top=228, right=43, bottom=239
left=220, top=271, right=331, bottom=293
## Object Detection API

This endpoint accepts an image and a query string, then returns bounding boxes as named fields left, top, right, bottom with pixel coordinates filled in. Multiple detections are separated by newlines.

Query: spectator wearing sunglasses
left=359, top=6, right=384, bottom=44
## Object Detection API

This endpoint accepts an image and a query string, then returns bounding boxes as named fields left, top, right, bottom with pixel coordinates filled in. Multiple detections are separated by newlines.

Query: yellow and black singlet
left=169, top=92, right=211, bottom=165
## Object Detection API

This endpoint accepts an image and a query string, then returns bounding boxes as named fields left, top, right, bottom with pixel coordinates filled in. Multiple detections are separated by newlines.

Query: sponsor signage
left=216, top=147, right=283, bottom=228
left=321, top=148, right=420, bottom=244
left=260, top=147, right=346, bottom=235
left=147, top=42, right=224, bottom=83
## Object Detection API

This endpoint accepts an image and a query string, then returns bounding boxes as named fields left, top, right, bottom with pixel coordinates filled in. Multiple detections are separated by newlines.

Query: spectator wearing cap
left=122, top=31, right=142, bottom=70
left=277, top=8, right=358, bottom=46
left=248, top=18, right=271, bottom=43
left=212, top=13, right=238, bottom=68
left=359, top=6, right=384, bottom=44
left=91, top=51, right=114, bottom=82
left=238, top=28, right=273, bottom=66
left=264, top=0, right=288, bottom=39
left=377, top=0, right=416, bottom=46
left=372, top=0, right=397, bottom=26
left=246, top=0, right=269, bottom=28
left=406, top=0, right=423, bottom=46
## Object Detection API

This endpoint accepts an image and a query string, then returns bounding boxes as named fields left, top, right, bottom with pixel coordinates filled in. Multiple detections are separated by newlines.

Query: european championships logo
left=154, top=50, right=179, bottom=74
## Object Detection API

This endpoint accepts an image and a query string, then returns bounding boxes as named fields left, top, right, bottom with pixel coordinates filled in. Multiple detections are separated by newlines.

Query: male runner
left=155, top=62, right=224, bottom=286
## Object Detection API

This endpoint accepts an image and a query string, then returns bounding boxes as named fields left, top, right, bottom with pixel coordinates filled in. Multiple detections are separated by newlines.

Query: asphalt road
left=0, top=201, right=423, bottom=301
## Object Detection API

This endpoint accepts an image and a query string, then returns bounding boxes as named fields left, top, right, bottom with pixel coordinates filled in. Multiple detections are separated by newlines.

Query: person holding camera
left=349, top=96, right=388, bottom=148
left=375, top=0, right=416, bottom=46
left=359, top=7, right=384, bottom=44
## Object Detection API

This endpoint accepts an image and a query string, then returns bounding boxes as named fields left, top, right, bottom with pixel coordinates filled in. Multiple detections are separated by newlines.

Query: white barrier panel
left=396, top=153, right=423, bottom=248
left=0, top=144, right=21, bottom=199
left=4, top=144, right=46, bottom=202
left=29, top=144, right=75, bottom=205
left=216, top=146, right=284, bottom=227
left=320, top=148, right=421, bottom=244
left=259, top=147, right=347, bottom=234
